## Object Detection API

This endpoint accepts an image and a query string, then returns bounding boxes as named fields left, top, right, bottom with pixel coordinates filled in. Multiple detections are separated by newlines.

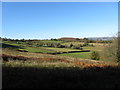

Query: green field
left=61, top=41, right=109, bottom=46
left=61, top=41, right=84, bottom=45
left=58, top=52, right=91, bottom=59
left=23, top=47, right=55, bottom=53
left=2, top=39, right=120, bottom=88
left=42, top=47, right=81, bottom=52
left=82, top=46, right=104, bottom=52
left=2, top=41, right=83, bottom=54
left=22, top=47, right=82, bottom=53
left=41, top=40, right=63, bottom=43
left=1, top=40, right=111, bottom=61
left=56, top=45, right=105, bottom=60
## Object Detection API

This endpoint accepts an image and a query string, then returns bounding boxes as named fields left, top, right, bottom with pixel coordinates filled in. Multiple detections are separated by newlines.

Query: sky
left=2, top=2, right=118, bottom=39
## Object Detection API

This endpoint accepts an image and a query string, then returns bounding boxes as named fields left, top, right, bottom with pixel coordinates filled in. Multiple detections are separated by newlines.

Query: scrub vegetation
left=1, top=37, right=120, bottom=88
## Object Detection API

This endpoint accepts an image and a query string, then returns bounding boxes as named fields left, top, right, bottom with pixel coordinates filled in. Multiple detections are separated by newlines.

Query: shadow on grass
left=3, top=66, right=120, bottom=89
left=1, top=43, right=21, bottom=49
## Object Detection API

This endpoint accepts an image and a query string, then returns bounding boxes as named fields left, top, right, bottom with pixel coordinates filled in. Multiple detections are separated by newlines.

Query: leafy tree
left=76, top=38, right=80, bottom=40
left=20, top=39, right=25, bottom=42
left=83, top=38, right=88, bottom=40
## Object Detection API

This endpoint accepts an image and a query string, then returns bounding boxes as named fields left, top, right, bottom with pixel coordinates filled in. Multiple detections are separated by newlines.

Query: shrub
left=104, top=37, right=120, bottom=62
left=70, top=43, right=73, bottom=48
left=83, top=42, right=89, bottom=46
left=90, top=51, right=100, bottom=60
left=18, top=49, right=28, bottom=52
left=72, top=45, right=82, bottom=49
left=57, top=44, right=65, bottom=48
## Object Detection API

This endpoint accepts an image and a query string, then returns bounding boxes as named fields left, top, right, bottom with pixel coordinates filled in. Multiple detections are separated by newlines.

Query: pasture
left=1, top=40, right=112, bottom=61
left=58, top=52, right=91, bottom=59
left=2, top=48, right=120, bottom=88
left=2, top=39, right=120, bottom=88
left=61, top=41, right=84, bottom=45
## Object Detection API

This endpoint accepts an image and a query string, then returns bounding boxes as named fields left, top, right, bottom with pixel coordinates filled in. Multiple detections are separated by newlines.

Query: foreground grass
left=2, top=48, right=120, bottom=88
left=2, top=60, right=75, bottom=68
left=3, top=61, right=120, bottom=88
left=2, top=40, right=120, bottom=88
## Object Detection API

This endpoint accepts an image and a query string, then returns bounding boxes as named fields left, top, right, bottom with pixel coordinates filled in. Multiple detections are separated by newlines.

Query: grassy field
left=17, top=46, right=83, bottom=54
left=1, top=40, right=111, bottom=61
left=61, top=41, right=84, bottom=45
left=42, top=47, right=81, bottom=52
left=2, top=41, right=120, bottom=88
left=60, top=42, right=108, bottom=60
left=2, top=41, right=83, bottom=54
left=23, top=47, right=55, bottom=53
left=58, top=52, right=91, bottom=59
left=56, top=45, right=105, bottom=60
left=83, top=46, right=104, bottom=52
left=57, top=46, right=112, bottom=61
left=61, top=41, right=109, bottom=46
left=2, top=49, right=120, bottom=88
left=3, top=63, right=120, bottom=88
left=41, top=40, right=63, bottom=43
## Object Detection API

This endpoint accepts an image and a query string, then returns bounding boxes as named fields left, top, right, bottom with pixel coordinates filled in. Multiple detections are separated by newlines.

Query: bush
left=89, top=44, right=94, bottom=47
left=72, top=45, right=82, bottom=49
left=104, top=37, right=120, bottom=62
left=90, top=51, right=100, bottom=60
left=83, top=42, right=89, bottom=46
left=70, top=43, right=73, bottom=48
left=57, top=44, right=65, bottom=48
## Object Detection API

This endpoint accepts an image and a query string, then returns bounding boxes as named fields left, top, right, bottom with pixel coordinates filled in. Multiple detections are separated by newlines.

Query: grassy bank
left=3, top=61, right=120, bottom=88
left=2, top=46, right=120, bottom=88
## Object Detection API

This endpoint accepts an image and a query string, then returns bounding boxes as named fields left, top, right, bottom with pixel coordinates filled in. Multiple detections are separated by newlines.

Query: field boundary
left=49, top=50, right=90, bottom=55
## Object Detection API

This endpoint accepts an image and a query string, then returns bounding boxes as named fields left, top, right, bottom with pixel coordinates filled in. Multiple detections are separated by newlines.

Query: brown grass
left=1, top=54, right=70, bottom=63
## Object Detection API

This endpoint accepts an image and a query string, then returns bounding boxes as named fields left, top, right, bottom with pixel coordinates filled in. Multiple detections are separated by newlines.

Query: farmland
left=1, top=38, right=120, bottom=88
left=58, top=52, right=91, bottom=59
left=1, top=38, right=117, bottom=61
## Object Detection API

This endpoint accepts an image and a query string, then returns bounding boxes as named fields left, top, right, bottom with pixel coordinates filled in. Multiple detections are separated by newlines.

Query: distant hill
left=58, top=37, right=113, bottom=41
left=87, top=37, right=113, bottom=41
left=59, top=37, right=76, bottom=41
left=58, top=37, right=83, bottom=41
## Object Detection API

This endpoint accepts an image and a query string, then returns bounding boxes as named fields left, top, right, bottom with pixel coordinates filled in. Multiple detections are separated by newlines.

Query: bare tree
left=103, top=34, right=120, bottom=62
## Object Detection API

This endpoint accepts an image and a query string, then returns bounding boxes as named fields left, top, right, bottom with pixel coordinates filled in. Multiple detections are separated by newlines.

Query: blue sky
left=2, top=2, right=118, bottom=39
